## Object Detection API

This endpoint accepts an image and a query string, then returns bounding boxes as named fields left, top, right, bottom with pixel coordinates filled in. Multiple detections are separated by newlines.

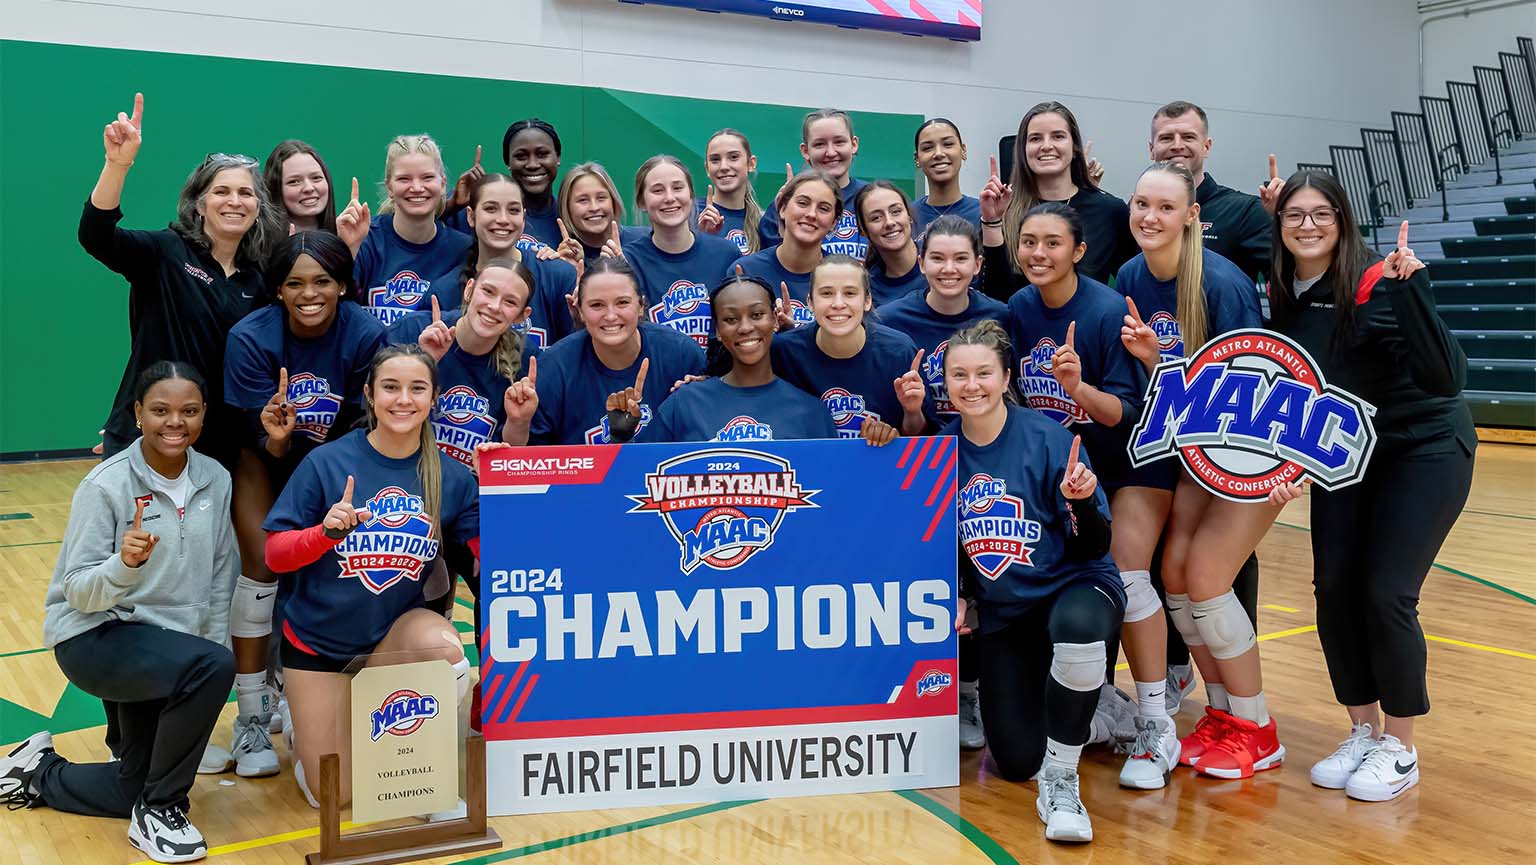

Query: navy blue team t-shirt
left=529, top=323, right=705, bottom=445
left=758, top=177, right=869, bottom=259
left=519, top=199, right=561, bottom=252
left=771, top=322, right=932, bottom=439
left=868, top=259, right=928, bottom=309
left=637, top=376, right=837, bottom=443
left=225, top=302, right=386, bottom=451
left=623, top=231, right=742, bottom=348
left=914, top=195, right=982, bottom=235
left=354, top=215, right=474, bottom=326
left=949, top=406, right=1124, bottom=633
left=878, top=288, right=1009, bottom=422
left=265, top=428, right=479, bottom=659
left=729, top=247, right=817, bottom=328
left=1006, top=277, right=1144, bottom=481
left=694, top=198, right=753, bottom=255
left=427, top=253, right=578, bottom=352
left=1114, top=248, right=1263, bottom=362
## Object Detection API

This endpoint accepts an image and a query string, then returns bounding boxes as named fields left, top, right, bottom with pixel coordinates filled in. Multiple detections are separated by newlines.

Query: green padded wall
left=0, top=39, right=920, bottom=456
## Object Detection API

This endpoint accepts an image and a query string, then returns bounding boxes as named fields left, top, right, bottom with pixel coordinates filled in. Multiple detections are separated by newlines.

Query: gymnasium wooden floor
left=1, top=445, right=1532, bottom=865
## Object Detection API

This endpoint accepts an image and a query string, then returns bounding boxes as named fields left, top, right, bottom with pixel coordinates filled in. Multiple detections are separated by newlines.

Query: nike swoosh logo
left=255, top=592, right=275, bottom=601
left=1395, top=760, right=1416, bottom=774
left=1191, top=613, right=1206, bottom=619
left=1047, top=749, right=1058, bottom=758
left=1148, top=690, right=1165, bottom=698
left=1257, top=743, right=1275, bottom=756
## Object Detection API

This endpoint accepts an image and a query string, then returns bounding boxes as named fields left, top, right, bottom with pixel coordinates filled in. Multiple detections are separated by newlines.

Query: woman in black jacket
left=1265, top=171, right=1474, bottom=803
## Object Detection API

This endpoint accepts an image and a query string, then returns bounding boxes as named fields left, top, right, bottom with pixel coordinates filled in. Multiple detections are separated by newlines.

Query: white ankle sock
left=1042, top=738, right=1082, bottom=774
left=1228, top=691, right=1269, bottom=726
left=235, top=672, right=268, bottom=718
left=1205, top=682, right=1230, bottom=712
left=1134, top=680, right=1170, bottom=720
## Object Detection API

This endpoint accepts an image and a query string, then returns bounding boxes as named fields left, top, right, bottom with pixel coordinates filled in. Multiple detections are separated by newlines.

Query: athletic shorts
left=279, top=620, right=369, bottom=674
left=1102, top=454, right=1179, bottom=494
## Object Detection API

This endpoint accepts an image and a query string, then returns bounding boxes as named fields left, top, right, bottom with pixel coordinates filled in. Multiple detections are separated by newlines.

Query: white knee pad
left=229, top=575, right=276, bottom=639
left=1050, top=641, right=1106, bottom=693
left=1191, top=591, right=1256, bottom=660
left=1165, top=592, right=1204, bottom=647
left=1121, top=570, right=1161, bottom=623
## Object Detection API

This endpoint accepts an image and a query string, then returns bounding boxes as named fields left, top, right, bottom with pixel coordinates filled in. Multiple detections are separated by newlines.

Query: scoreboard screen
left=622, top=0, right=983, bottom=42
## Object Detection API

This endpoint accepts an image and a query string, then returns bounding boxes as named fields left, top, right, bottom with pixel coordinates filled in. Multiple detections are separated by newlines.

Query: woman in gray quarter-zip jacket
left=2, top=361, right=239, bottom=864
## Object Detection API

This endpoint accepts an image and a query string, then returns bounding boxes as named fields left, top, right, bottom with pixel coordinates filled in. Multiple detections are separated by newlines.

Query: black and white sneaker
left=0, top=731, right=53, bottom=806
left=128, top=799, right=208, bottom=863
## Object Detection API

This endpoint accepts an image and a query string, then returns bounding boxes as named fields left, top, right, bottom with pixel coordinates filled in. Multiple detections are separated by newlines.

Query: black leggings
left=1310, top=437, right=1474, bottom=717
left=977, top=580, right=1122, bottom=781
left=37, top=621, right=234, bottom=816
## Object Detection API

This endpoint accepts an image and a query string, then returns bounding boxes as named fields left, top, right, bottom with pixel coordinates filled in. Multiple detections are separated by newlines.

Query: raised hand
left=774, top=281, right=798, bottom=331
left=1382, top=220, right=1425, bottom=279
left=980, top=155, right=1013, bottom=222
left=605, top=357, right=649, bottom=418
left=565, top=257, right=585, bottom=326
left=697, top=184, right=724, bottom=234
left=322, top=475, right=373, bottom=539
left=260, top=366, right=297, bottom=449
left=452, top=145, right=485, bottom=208
left=1120, top=297, right=1160, bottom=368
left=894, top=348, right=926, bottom=415
left=1267, top=477, right=1310, bottom=506
left=503, top=356, right=539, bottom=424
left=1258, top=154, right=1285, bottom=215
left=551, top=217, right=584, bottom=264
left=861, top=418, right=898, bottom=447
left=337, top=177, right=372, bottom=253
left=103, top=92, right=144, bottom=167
left=1085, top=140, right=1105, bottom=187
left=1051, top=321, right=1082, bottom=397
left=120, top=497, right=158, bottom=568
left=1059, top=435, right=1097, bottom=500
left=419, top=295, right=456, bottom=361
left=600, top=222, right=624, bottom=258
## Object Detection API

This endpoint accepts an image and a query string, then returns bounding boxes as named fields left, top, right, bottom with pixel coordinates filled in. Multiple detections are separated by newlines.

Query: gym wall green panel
left=0, top=39, right=921, bottom=456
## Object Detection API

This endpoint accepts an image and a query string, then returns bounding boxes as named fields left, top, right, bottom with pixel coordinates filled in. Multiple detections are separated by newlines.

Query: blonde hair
left=476, top=257, right=531, bottom=381
left=558, top=162, right=625, bottom=238
left=363, top=344, right=443, bottom=541
left=707, top=129, right=763, bottom=254
left=802, top=108, right=855, bottom=143
left=1139, top=161, right=1207, bottom=356
left=378, top=134, right=450, bottom=218
left=633, top=155, right=695, bottom=213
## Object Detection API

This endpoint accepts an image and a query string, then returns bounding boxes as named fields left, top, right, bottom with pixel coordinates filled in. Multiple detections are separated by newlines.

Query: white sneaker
left=1165, top=664, right=1197, bottom=714
left=1119, top=715, right=1181, bottom=789
left=1309, top=722, right=1377, bottom=789
left=1088, top=685, right=1137, bottom=747
left=294, top=759, right=319, bottom=809
left=231, top=714, right=279, bottom=778
left=958, top=686, right=986, bottom=751
left=266, top=688, right=285, bottom=734
left=1345, top=735, right=1419, bottom=802
left=127, top=799, right=207, bottom=863
left=1035, top=766, right=1092, bottom=843
left=196, top=742, right=233, bottom=775
left=0, top=731, right=53, bottom=802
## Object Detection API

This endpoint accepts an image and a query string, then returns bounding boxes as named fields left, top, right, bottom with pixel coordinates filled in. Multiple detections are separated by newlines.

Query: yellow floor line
left=1425, top=633, right=1536, bottom=661
left=1262, top=604, right=1301, bottom=613
left=126, top=821, right=360, bottom=864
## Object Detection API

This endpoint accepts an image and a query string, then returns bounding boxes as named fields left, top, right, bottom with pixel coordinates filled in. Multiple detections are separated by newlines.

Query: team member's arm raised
left=1120, top=297, right=1161, bottom=374
left=336, top=177, right=371, bottom=255
left=259, top=366, right=297, bottom=458
left=91, top=91, right=143, bottom=212
left=893, top=348, right=930, bottom=436
left=501, top=356, right=538, bottom=446
left=604, top=357, right=649, bottom=443
left=1051, top=322, right=1124, bottom=426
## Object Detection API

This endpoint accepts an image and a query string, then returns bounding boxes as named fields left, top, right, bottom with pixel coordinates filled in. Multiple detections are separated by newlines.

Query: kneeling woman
left=263, top=345, right=480, bottom=808
left=3, top=363, right=238, bottom=863
left=633, top=273, right=837, bottom=443
left=945, top=320, right=1122, bottom=844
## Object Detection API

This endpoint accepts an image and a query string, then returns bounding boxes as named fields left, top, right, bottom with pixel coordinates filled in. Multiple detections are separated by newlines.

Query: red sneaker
left=1179, top=706, right=1233, bottom=767
left=1196, top=714, right=1285, bottom=779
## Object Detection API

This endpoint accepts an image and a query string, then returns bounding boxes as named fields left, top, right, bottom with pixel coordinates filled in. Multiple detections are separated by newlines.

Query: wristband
left=980, top=218, right=1003, bottom=227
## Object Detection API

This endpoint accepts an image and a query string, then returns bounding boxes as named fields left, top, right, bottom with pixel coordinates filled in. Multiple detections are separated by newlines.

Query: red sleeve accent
left=265, top=525, right=342, bottom=573
left=467, top=537, right=481, bottom=560
left=1355, top=260, right=1386, bottom=306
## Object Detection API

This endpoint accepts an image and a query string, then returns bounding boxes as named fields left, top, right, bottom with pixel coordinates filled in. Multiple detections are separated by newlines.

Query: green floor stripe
left=447, top=799, right=762, bottom=864
left=0, top=646, right=49, bottom=659
left=1462, top=507, right=1536, bottom=522
left=0, top=512, right=33, bottom=521
left=0, top=539, right=60, bottom=549
left=1272, top=521, right=1535, bottom=606
left=896, top=789, right=1021, bottom=865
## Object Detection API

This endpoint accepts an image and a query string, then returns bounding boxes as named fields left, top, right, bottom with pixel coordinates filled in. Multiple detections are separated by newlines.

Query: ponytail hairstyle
left=1267, top=170, right=1372, bottom=357
left=1001, top=102, right=1094, bottom=274
left=264, top=230, right=359, bottom=304
left=853, top=180, right=916, bottom=270
left=943, top=318, right=1020, bottom=406
left=574, top=254, right=643, bottom=305
left=457, top=172, right=524, bottom=298
left=1138, top=161, right=1208, bottom=356
left=705, top=273, right=777, bottom=377
left=135, top=360, right=208, bottom=404
left=377, top=134, right=450, bottom=217
left=262, top=140, right=338, bottom=233
left=363, top=344, right=443, bottom=540
left=802, top=108, right=856, bottom=145
left=706, top=128, right=763, bottom=254
left=633, top=154, right=696, bottom=216
left=474, top=256, right=533, bottom=381
left=558, top=162, right=625, bottom=240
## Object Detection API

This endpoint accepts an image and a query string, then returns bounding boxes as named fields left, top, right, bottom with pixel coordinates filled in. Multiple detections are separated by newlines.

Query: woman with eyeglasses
left=80, top=92, right=283, bottom=472
left=1265, top=172, right=1473, bottom=803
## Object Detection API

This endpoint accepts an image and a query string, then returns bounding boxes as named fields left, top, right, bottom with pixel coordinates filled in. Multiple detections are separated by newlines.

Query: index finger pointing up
left=1126, top=296, right=1145, bottom=325
left=473, top=144, right=482, bottom=169
left=1066, top=435, right=1081, bottom=473
left=133, top=497, right=145, bottom=531
left=341, top=475, right=355, bottom=505
left=526, top=355, right=537, bottom=385
left=989, top=154, right=998, bottom=180
left=780, top=281, right=792, bottom=309
left=1396, top=220, right=1410, bottom=250
left=349, top=176, right=360, bottom=204
left=1065, top=321, right=1076, bottom=350
left=129, top=92, right=143, bottom=129
left=1268, top=153, right=1279, bottom=181
left=706, top=185, right=715, bottom=207
left=431, top=294, right=442, bottom=324
left=557, top=218, right=571, bottom=243
left=911, top=348, right=925, bottom=373
left=277, top=366, right=290, bottom=400
left=634, top=357, right=650, bottom=399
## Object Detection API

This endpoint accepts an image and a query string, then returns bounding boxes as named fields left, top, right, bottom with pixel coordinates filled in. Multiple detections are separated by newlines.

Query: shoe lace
left=1326, top=728, right=1375, bottom=764
left=958, top=694, right=981, bottom=726
left=1189, top=712, right=1230, bottom=747
left=1042, top=770, right=1085, bottom=814
left=234, top=717, right=274, bottom=754
left=1128, top=718, right=1163, bottom=761
left=1354, top=741, right=1400, bottom=776
left=4, top=788, right=41, bottom=811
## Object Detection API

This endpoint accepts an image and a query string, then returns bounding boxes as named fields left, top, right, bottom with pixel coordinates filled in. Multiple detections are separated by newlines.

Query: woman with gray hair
left=79, top=91, right=282, bottom=472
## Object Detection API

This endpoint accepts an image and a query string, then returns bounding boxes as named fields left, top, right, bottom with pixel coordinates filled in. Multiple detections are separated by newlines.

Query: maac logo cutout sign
left=1128, top=329, right=1378, bottom=503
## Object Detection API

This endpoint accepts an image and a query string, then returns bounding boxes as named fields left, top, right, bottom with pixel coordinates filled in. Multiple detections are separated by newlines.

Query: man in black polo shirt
left=1146, top=100, right=1268, bottom=713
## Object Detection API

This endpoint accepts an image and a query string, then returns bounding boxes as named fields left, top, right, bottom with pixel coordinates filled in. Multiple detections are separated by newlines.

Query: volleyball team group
left=0, top=89, right=1475, bottom=860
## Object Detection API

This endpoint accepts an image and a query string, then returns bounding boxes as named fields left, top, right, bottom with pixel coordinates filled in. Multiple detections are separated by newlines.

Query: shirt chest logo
left=958, top=474, right=1042, bottom=579
left=335, top=486, right=439, bottom=595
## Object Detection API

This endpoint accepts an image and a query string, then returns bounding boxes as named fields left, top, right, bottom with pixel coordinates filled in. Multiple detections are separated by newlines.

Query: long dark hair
left=170, top=155, right=283, bottom=269
left=704, top=273, right=777, bottom=377
left=1267, top=171, right=1375, bottom=354
left=457, top=172, right=523, bottom=297
left=1002, top=102, right=1094, bottom=273
left=263, top=230, right=359, bottom=303
left=262, top=140, right=338, bottom=233
left=853, top=180, right=916, bottom=270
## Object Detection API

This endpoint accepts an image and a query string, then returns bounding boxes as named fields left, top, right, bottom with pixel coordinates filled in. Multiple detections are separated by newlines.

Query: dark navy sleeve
left=354, top=226, right=383, bottom=290
left=635, top=395, right=680, bottom=443
left=224, top=314, right=278, bottom=410
left=442, top=460, right=480, bottom=544
left=758, top=205, right=783, bottom=249
left=387, top=309, right=433, bottom=345
left=1207, top=255, right=1263, bottom=336
left=346, top=307, right=388, bottom=403
left=1090, top=298, right=1143, bottom=427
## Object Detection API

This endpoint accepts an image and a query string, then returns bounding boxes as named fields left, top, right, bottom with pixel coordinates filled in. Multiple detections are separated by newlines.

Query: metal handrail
left=1498, top=51, right=1536, bottom=134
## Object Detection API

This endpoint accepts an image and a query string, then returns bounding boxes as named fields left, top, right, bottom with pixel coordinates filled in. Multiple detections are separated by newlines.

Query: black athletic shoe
left=0, top=731, right=52, bottom=807
left=128, top=799, right=208, bottom=863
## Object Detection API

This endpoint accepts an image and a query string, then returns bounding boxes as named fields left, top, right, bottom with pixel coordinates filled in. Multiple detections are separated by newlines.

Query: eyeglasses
left=1280, top=207, right=1338, bottom=228
left=202, top=152, right=258, bottom=167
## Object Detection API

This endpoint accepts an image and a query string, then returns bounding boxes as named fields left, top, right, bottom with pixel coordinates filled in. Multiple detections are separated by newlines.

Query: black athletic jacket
left=1271, top=263, right=1474, bottom=453
left=1195, top=173, right=1271, bottom=283
left=78, top=201, right=265, bottom=462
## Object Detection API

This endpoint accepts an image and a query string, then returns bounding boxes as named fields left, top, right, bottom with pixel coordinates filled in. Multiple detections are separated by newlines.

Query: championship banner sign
left=477, top=437, right=960, bottom=815
left=1128, top=328, right=1378, bottom=503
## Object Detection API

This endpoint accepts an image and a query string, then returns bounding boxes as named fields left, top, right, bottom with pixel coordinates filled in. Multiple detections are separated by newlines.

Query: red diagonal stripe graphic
left=922, top=475, right=956, bottom=543
left=928, top=435, right=952, bottom=469
left=896, top=436, right=920, bottom=470
left=908, top=0, right=940, bottom=22
left=902, top=437, right=936, bottom=490
left=926, top=448, right=957, bottom=506
left=493, top=660, right=528, bottom=724
left=508, top=673, right=540, bottom=723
